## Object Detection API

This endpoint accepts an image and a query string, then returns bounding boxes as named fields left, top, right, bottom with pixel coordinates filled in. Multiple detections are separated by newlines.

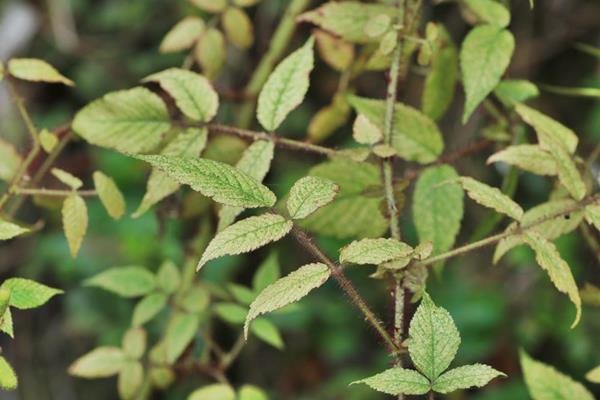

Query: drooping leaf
left=487, top=144, right=557, bottom=175
left=117, top=361, right=144, bottom=400
left=85, top=266, right=156, bottom=298
left=0, top=219, right=29, bottom=241
left=412, top=165, right=464, bottom=260
left=514, top=103, right=578, bottom=154
left=250, top=318, right=284, bottom=349
left=352, top=368, right=430, bottom=396
left=73, top=87, right=171, bottom=153
left=68, top=347, right=127, bottom=378
left=0, top=139, right=21, bottom=182
left=0, top=356, right=18, bottom=390
left=459, top=177, right=523, bottom=220
left=159, top=17, right=205, bottom=53
left=252, top=252, right=281, bottom=293
left=408, top=293, right=460, bottom=381
left=432, top=364, right=505, bottom=393
left=218, top=140, right=275, bottom=230
left=339, top=238, right=413, bottom=266
left=189, top=384, right=236, bottom=400
left=132, top=293, right=168, bottom=327
left=8, top=58, right=74, bottom=86
left=62, top=195, right=88, bottom=257
left=348, top=96, right=444, bottom=163
left=93, top=171, right=126, bottom=219
left=287, top=176, right=339, bottom=220
left=463, top=0, right=510, bottom=27
left=199, top=214, right=293, bottom=270
left=460, top=25, right=515, bottom=122
left=257, top=37, right=315, bottom=132
left=52, top=168, right=83, bottom=189
left=1, top=278, right=62, bottom=310
left=520, top=351, right=594, bottom=400
left=136, top=154, right=276, bottom=208
left=143, top=68, right=218, bottom=122
left=586, top=366, right=600, bottom=383
left=523, top=232, right=581, bottom=328
left=245, top=263, right=330, bottom=338
left=298, top=2, right=395, bottom=44
left=222, top=7, right=254, bottom=49
left=494, top=79, right=539, bottom=105
left=165, top=312, right=200, bottom=364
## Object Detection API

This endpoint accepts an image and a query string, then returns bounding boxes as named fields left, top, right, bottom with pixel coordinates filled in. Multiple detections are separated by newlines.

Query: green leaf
left=222, top=7, right=254, bottom=49
left=494, top=79, right=539, bottom=105
left=523, top=232, right=581, bottom=328
left=412, top=165, right=464, bottom=261
left=39, top=129, right=58, bottom=153
left=198, top=213, right=293, bottom=270
left=132, top=293, right=168, bottom=327
left=190, top=0, right=228, bottom=13
left=238, top=385, right=268, bottom=400
left=117, top=361, right=143, bottom=400
left=408, top=293, right=460, bottom=381
left=194, top=28, right=226, bottom=80
left=463, top=0, right=510, bottom=27
left=245, top=263, right=330, bottom=338
left=85, top=266, right=156, bottom=298
left=253, top=252, right=280, bottom=293
left=178, top=285, right=210, bottom=313
left=189, top=384, right=236, bottom=400
left=432, top=364, right=505, bottom=393
left=1, top=278, right=62, bottom=310
left=159, top=17, right=205, bottom=53
left=541, top=138, right=585, bottom=201
left=352, top=368, right=430, bottom=395
left=487, top=144, right=557, bottom=175
left=62, top=195, right=88, bottom=257
left=298, top=2, right=395, bottom=44
left=540, top=84, right=600, bottom=98
left=0, top=139, right=22, bottom=182
left=143, top=68, right=218, bottom=122
left=136, top=154, right=276, bottom=208
left=218, top=140, right=275, bottom=231
left=8, top=58, right=74, bottom=86
left=460, top=25, right=515, bottom=122
left=0, top=219, right=29, bottom=240
left=52, top=168, right=83, bottom=189
left=0, top=356, right=18, bottom=390
left=585, top=203, right=600, bottom=231
left=287, top=176, right=339, bottom=220
left=156, top=260, right=181, bottom=294
left=214, top=302, right=247, bottom=325
left=122, top=327, right=147, bottom=360
left=227, top=283, right=255, bottom=305
left=69, top=347, right=127, bottom=378
left=348, top=95, right=444, bottom=163
left=73, top=87, right=171, bottom=153
left=300, top=158, right=388, bottom=239
left=0, top=309, right=13, bottom=338
left=340, top=238, right=413, bottom=265
left=257, top=37, right=315, bottom=132
left=165, top=312, right=200, bottom=364
left=586, top=366, right=600, bottom=383
left=93, top=171, right=126, bottom=219
left=134, top=128, right=208, bottom=217
left=459, top=177, right=523, bottom=220
left=514, top=103, right=578, bottom=154
left=250, top=318, right=284, bottom=349
left=520, top=351, right=594, bottom=400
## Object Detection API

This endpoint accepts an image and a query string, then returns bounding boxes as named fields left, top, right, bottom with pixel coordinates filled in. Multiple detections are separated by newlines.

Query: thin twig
left=13, top=188, right=97, bottom=197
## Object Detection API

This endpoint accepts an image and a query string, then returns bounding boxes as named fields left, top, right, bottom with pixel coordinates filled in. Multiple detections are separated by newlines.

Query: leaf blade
left=432, top=364, right=505, bottom=394
left=287, top=176, right=339, bottom=220
left=352, top=368, right=430, bottom=395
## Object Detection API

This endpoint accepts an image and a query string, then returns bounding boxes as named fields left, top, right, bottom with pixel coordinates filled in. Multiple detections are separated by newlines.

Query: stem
left=13, top=188, right=97, bottom=197
left=291, top=227, right=400, bottom=355
left=220, top=333, right=246, bottom=369
left=237, top=0, right=312, bottom=128
left=420, top=194, right=600, bottom=267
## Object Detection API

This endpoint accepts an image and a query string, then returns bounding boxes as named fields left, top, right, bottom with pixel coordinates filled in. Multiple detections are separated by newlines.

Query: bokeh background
left=0, top=0, right=599, bottom=399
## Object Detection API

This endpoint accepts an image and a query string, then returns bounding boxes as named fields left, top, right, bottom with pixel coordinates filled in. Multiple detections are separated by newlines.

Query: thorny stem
left=291, top=227, right=400, bottom=355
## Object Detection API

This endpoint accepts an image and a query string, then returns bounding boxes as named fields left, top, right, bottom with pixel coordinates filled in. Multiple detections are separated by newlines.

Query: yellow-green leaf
left=85, top=266, right=156, bottom=298
left=0, top=219, right=29, bottom=241
left=93, top=171, right=125, bottom=219
left=222, top=7, right=254, bottom=49
left=39, top=129, right=58, bottom=153
left=0, top=356, right=17, bottom=390
left=287, top=176, right=338, bottom=220
left=8, top=58, right=74, bottom=86
left=585, top=203, right=600, bottom=231
left=189, top=0, right=228, bottom=13
left=459, top=177, right=523, bottom=220
left=515, top=103, right=578, bottom=154
left=117, top=361, right=143, bottom=400
left=159, top=17, right=205, bottom=53
left=1, top=278, right=62, bottom=310
left=340, top=238, right=413, bottom=266
left=52, top=168, right=83, bottom=190
left=68, top=347, right=127, bottom=378
left=314, top=29, right=354, bottom=72
left=189, top=384, right=235, bottom=400
left=0, top=139, right=21, bottom=182
left=194, top=28, right=225, bottom=80
left=62, top=195, right=88, bottom=257
left=463, top=0, right=510, bottom=28
left=487, top=144, right=557, bottom=175
left=352, top=368, right=430, bottom=395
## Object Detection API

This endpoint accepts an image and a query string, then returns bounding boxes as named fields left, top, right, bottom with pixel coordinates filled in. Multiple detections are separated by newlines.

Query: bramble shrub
left=0, top=0, right=599, bottom=399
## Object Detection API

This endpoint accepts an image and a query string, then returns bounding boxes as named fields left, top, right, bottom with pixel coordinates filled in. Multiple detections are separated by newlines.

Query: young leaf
left=0, top=219, right=29, bottom=241
left=523, top=232, right=581, bottom=328
left=339, top=238, right=413, bottom=266
left=222, top=7, right=254, bottom=49
left=134, top=128, right=208, bottom=217
left=460, top=25, right=515, bottom=122
left=352, top=368, right=430, bottom=395
left=520, top=351, right=594, bottom=400
left=136, top=154, right=276, bottom=208
left=1, top=278, right=62, bottom=310
left=432, top=364, right=505, bottom=393
left=85, top=266, right=156, bottom=298
left=218, top=140, right=275, bottom=230
left=0, top=139, right=22, bottom=182
left=514, top=103, right=578, bottom=154
left=494, top=79, right=539, bottom=105
left=287, top=176, right=338, bottom=220
left=73, top=87, right=171, bottom=153
left=245, top=263, right=330, bottom=338
left=250, top=318, right=284, bottom=349
left=408, top=293, right=460, bottom=381
left=463, top=0, right=510, bottom=28
left=253, top=252, right=280, bottom=293
left=412, top=165, right=464, bottom=260
left=585, top=203, right=600, bottom=231
left=117, top=361, right=143, bottom=400
left=164, top=312, right=200, bottom=364
left=0, top=356, right=18, bottom=390
left=348, top=96, right=444, bottom=163
left=143, top=68, right=218, bottom=122
left=132, top=293, right=168, bottom=327
left=93, top=171, right=125, bottom=219
left=298, top=2, right=395, bottom=44
left=459, top=177, right=524, bottom=220
left=62, top=195, right=88, bottom=257
left=68, top=347, right=127, bottom=378
left=257, top=37, right=315, bottom=132
left=199, top=214, right=293, bottom=270
left=8, top=58, right=74, bottom=86
left=586, top=366, right=600, bottom=383
left=487, top=144, right=557, bottom=176
left=189, top=384, right=236, bottom=400
left=159, top=17, right=205, bottom=53
left=52, top=168, right=83, bottom=190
